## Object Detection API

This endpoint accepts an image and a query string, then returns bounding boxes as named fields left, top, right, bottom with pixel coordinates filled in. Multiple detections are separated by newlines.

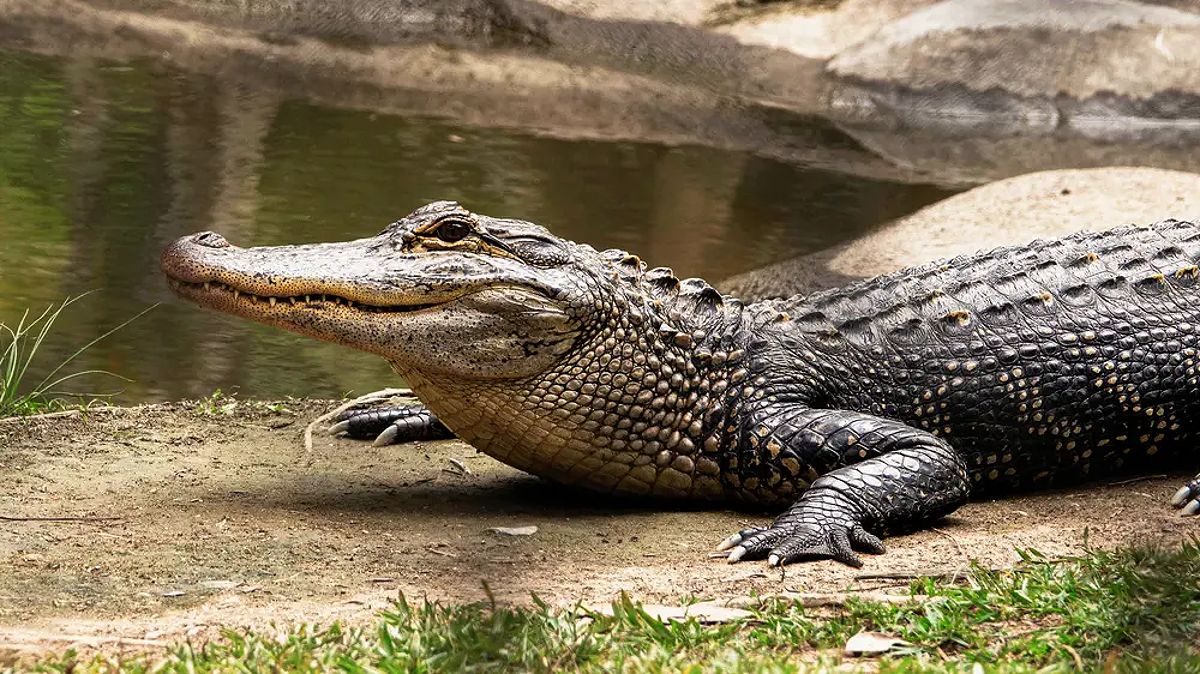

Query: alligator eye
left=435, top=219, right=472, bottom=242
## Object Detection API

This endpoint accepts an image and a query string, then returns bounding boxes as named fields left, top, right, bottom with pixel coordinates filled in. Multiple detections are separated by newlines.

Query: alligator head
left=163, top=201, right=747, bottom=497
left=163, top=201, right=590, bottom=379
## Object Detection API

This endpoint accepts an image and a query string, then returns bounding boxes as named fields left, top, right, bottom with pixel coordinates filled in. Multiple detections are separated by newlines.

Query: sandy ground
left=0, top=399, right=1194, bottom=657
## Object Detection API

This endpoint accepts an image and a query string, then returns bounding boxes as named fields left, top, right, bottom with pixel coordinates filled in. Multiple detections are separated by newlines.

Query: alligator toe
left=715, top=528, right=762, bottom=552
left=768, top=522, right=864, bottom=568
left=330, top=404, right=454, bottom=444
left=723, top=527, right=786, bottom=563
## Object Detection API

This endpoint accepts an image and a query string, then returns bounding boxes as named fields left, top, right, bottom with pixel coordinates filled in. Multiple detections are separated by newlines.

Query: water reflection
left=0, top=49, right=954, bottom=403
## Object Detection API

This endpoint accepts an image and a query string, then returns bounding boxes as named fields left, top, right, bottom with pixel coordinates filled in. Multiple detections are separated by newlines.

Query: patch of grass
left=0, top=294, right=153, bottom=417
left=14, top=541, right=1200, bottom=673
left=194, top=388, right=239, bottom=415
left=194, top=389, right=293, bottom=415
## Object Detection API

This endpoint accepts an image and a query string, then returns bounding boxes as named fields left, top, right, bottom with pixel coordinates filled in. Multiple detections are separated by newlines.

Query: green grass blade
left=0, top=293, right=152, bottom=417
left=32, top=295, right=150, bottom=394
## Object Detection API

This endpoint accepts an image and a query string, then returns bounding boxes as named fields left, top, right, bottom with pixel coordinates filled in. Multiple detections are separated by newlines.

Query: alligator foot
left=1170, top=474, right=1200, bottom=515
left=717, top=410, right=972, bottom=567
left=716, top=489, right=886, bottom=568
left=329, top=404, right=454, bottom=446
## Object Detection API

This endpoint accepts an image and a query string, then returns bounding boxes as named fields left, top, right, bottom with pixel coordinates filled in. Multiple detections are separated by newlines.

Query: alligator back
left=781, top=221, right=1200, bottom=336
left=767, top=220, right=1200, bottom=492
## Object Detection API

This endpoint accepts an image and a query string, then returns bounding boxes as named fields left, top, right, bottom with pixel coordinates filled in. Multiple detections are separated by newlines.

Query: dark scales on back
left=162, top=203, right=1200, bottom=567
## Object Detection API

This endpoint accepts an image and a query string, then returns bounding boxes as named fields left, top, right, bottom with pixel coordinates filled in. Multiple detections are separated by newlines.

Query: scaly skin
left=162, top=202, right=1200, bottom=567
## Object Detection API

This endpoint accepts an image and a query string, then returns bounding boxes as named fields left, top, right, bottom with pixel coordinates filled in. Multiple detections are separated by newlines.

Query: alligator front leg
left=329, top=403, right=454, bottom=446
left=720, top=409, right=971, bottom=567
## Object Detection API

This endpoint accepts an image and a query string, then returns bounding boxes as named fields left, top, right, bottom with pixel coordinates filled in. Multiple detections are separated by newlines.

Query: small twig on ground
left=718, top=591, right=923, bottom=609
left=0, top=404, right=159, bottom=426
left=931, top=526, right=965, bottom=556
left=303, top=388, right=412, bottom=453
left=930, top=527, right=969, bottom=577
left=444, top=457, right=473, bottom=476
left=847, top=580, right=912, bottom=591
left=0, top=409, right=86, bottom=424
left=854, top=567, right=1001, bottom=582
left=1107, top=474, right=1168, bottom=486
left=855, top=572, right=926, bottom=581
left=0, top=634, right=167, bottom=648
left=0, top=515, right=122, bottom=523
left=426, top=545, right=457, bottom=558
left=1063, top=643, right=1084, bottom=671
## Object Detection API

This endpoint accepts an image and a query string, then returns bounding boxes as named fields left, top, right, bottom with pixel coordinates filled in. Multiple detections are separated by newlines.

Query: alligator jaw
left=160, top=227, right=578, bottom=376
left=160, top=231, right=467, bottom=352
left=164, top=276, right=446, bottom=317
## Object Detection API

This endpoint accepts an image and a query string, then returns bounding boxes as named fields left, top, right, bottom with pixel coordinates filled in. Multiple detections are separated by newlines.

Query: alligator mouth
left=166, top=278, right=446, bottom=314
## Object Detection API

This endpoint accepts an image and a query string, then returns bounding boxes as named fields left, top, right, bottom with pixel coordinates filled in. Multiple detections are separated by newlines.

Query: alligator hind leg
left=329, top=404, right=454, bottom=446
left=719, top=409, right=971, bottom=567
left=1171, top=475, right=1200, bottom=515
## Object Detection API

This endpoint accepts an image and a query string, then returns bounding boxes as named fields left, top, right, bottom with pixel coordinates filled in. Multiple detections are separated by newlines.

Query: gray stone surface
left=827, top=0, right=1200, bottom=131
left=719, top=167, right=1200, bottom=301
left=82, top=0, right=552, bottom=47
left=5, top=0, right=1200, bottom=183
left=837, top=124, right=1200, bottom=184
left=720, top=0, right=937, bottom=59
left=539, top=0, right=721, bottom=24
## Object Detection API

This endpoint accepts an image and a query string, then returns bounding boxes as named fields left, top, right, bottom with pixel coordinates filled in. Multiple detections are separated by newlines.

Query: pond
left=0, top=48, right=956, bottom=404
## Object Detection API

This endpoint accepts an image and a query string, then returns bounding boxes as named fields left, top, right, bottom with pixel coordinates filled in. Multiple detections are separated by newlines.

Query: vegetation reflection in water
left=0, top=48, right=955, bottom=404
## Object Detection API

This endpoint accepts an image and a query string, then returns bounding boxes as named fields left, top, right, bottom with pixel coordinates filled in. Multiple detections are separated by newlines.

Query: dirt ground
left=0, top=399, right=1195, bottom=657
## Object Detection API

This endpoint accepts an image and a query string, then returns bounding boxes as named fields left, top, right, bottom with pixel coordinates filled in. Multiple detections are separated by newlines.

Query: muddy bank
left=0, top=400, right=1193, bottom=654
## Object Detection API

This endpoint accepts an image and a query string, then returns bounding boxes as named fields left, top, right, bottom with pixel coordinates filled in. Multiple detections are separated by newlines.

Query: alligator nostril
left=193, top=231, right=230, bottom=249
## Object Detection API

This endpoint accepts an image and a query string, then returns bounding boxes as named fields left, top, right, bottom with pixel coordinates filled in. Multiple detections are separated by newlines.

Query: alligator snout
left=192, top=231, right=230, bottom=249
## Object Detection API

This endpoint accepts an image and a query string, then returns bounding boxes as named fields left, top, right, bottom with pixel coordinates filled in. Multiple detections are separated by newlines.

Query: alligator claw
left=771, top=522, right=862, bottom=567
left=1172, top=486, right=1191, bottom=507
left=716, top=528, right=761, bottom=552
left=373, top=425, right=400, bottom=447
left=331, top=404, right=455, bottom=445
left=772, top=524, right=884, bottom=567
left=721, top=494, right=885, bottom=568
left=716, top=534, right=742, bottom=552
left=1170, top=476, right=1200, bottom=516
left=726, top=545, right=747, bottom=563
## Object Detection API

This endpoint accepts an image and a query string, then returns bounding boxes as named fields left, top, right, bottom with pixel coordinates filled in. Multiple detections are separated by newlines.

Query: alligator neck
left=399, top=282, right=753, bottom=500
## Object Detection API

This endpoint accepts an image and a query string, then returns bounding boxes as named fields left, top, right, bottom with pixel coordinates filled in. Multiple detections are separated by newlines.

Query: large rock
left=84, top=0, right=552, bottom=47
left=12, top=0, right=1200, bottom=185
left=827, top=0, right=1200, bottom=133
left=719, top=167, right=1200, bottom=301
left=719, top=0, right=937, bottom=60
left=836, top=125, right=1200, bottom=185
left=538, top=0, right=721, bottom=24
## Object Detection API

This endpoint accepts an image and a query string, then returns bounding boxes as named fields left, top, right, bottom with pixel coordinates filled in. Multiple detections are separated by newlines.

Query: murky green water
left=0, top=49, right=955, bottom=404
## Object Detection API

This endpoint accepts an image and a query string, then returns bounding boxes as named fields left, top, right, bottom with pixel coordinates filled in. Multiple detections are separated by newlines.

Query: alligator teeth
left=269, top=297, right=276, bottom=306
left=233, top=289, right=240, bottom=299
left=289, top=297, right=297, bottom=305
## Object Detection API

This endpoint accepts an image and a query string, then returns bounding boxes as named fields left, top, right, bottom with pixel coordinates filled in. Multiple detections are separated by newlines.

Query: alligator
left=162, top=201, right=1200, bottom=567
